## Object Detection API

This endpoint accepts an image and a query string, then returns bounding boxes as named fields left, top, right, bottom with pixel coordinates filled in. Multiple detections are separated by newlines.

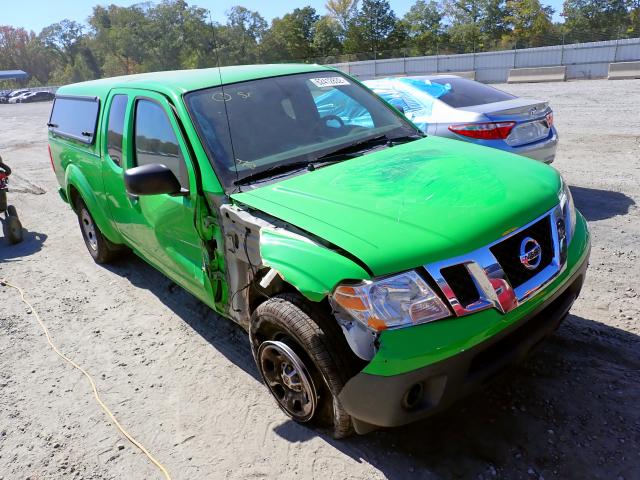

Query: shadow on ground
left=275, top=314, right=640, bottom=479
left=103, top=256, right=640, bottom=480
left=570, top=185, right=635, bottom=221
left=0, top=217, right=47, bottom=261
left=104, top=256, right=261, bottom=382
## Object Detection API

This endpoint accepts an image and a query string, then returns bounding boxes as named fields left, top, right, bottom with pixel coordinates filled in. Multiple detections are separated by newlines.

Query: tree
left=88, top=4, right=152, bottom=76
left=562, top=0, right=629, bottom=40
left=401, top=0, right=444, bottom=54
left=261, top=7, right=319, bottom=61
left=505, top=0, right=555, bottom=46
left=0, top=26, right=55, bottom=84
left=40, top=20, right=84, bottom=66
left=312, top=16, right=343, bottom=57
left=443, top=0, right=515, bottom=51
left=222, top=6, right=267, bottom=65
left=345, top=0, right=398, bottom=55
left=326, top=0, right=359, bottom=31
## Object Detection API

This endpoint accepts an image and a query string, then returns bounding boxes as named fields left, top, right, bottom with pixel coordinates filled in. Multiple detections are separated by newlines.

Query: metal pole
left=403, top=48, right=407, bottom=75
left=560, top=34, right=565, bottom=65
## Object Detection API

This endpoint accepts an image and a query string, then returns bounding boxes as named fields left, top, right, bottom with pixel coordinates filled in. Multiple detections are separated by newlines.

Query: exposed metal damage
left=208, top=196, right=378, bottom=359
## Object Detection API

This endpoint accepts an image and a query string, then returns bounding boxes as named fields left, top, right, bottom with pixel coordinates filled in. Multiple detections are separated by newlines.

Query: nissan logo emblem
left=529, top=107, right=537, bottom=116
left=519, top=237, right=542, bottom=270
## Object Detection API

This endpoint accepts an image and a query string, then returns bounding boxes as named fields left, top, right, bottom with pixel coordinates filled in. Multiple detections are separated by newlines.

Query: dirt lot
left=1, top=78, right=639, bottom=480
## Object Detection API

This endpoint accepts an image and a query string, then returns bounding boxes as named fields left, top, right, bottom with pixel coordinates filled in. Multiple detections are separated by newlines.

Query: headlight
left=331, top=271, right=451, bottom=332
left=559, top=176, right=576, bottom=243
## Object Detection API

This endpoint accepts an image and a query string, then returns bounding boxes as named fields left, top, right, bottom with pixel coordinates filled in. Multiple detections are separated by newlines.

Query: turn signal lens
left=545, top=112, right=554, bottom=127
left=333, top=285, right=368, bottom=311
left=448, top=122, right=516, bottom=140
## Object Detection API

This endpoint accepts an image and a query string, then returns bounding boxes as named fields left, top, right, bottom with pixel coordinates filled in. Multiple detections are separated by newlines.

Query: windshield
left=400, top=77, right=516, bottom=108
left=184, top=71, right=418, bottom=190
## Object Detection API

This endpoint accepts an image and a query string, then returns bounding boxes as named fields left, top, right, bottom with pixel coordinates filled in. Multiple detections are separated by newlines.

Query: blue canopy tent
left=0, top=70, right=28, bottom=81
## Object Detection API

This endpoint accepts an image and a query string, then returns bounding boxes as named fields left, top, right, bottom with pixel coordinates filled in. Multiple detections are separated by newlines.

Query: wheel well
left=249, top=290, right=367, bottom=379
left=68, top=185, right=81, bottom=212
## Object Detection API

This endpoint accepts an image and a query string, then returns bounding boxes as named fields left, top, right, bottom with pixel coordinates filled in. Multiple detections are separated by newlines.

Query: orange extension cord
left=1, top=278, right=172, bottom=480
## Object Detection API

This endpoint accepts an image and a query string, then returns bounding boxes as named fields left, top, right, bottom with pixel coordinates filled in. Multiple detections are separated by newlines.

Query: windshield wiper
left=233, top=161, right=311, bottom=186
left=389, top=133, right=426, bottom=143
left=233, top=132, right=426, bottom=186
left=314, top=134, right=392, bottom=163
left=315, top=132, right=425, bottom=163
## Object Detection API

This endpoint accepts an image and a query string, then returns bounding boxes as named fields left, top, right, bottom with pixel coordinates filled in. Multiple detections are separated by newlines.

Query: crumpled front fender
left=260, top=228, right=370, bottom=302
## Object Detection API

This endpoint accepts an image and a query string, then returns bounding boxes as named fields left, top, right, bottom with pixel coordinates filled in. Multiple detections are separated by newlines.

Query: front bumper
left=339, top=213, right=589, bottom=433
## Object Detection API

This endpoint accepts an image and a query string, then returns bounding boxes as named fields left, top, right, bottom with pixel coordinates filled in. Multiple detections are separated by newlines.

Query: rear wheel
left=75, top=198, right=123, bottom=264
left=250, top=293, right=359, bottom=439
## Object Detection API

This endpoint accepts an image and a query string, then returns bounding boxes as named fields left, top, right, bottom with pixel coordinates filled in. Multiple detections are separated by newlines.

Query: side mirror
left=388, top=99, right=405, bottom=114
left=124, top=164, right=181, bottom=196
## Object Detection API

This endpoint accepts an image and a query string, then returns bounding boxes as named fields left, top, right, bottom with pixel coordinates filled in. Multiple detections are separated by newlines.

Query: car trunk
left=460, top=98, right=552, bottom=147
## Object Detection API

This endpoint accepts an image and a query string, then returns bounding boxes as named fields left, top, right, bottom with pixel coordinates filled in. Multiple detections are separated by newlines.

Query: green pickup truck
left=48, top=64, right=590, bottom=437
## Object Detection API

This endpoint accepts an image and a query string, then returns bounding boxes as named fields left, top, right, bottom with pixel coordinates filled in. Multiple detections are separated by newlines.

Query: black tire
left=7, top=213, right=23, bottom=244
left=74, top=197, right=123, bottom=264
left=0, top=190, right=7, bottom=212
left=250, top=293, right=360, bottom=439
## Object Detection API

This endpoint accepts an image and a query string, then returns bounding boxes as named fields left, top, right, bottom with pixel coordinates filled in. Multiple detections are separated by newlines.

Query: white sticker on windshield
left=310, top=77, right=351, bottom=88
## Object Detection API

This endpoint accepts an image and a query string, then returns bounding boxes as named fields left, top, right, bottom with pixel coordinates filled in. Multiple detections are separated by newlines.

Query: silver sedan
left=364, top=75, right=558, bottom=163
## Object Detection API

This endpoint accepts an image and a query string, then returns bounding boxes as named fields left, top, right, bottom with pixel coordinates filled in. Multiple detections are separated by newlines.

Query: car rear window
left=48, top=96, right=100, bottom=144
left=404, top=77, right=516, bottom=108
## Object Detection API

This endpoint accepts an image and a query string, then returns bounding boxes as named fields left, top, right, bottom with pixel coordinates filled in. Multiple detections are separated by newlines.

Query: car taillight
left=448, top=122, right=516, bottom=140
left=545, top=112, right=554, bottom=127
left=48, top=145, right=55, bottom=172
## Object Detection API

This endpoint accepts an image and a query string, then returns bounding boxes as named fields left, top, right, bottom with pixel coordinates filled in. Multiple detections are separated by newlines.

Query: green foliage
left=401, top=0, right=444, bottom=55
left=562, top=0, right=629, bottom=40
left=505, top=0, right=555, bottom=46
left=0, top=0, right=637, bottom=86
left=345, top=0, right=400, bottom=54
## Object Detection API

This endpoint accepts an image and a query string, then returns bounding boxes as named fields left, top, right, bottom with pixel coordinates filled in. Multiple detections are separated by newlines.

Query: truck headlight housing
left=331, top=271, right=451, bottom=332
left=559, top=177, right=576, bottom=244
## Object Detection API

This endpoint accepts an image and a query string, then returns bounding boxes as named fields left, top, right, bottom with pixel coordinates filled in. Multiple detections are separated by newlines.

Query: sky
left=1, top=0, right=565, bottom=33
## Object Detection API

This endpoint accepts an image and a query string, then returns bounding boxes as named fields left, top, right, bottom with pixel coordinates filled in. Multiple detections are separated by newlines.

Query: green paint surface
left=234, top=135, right=562, bottom=276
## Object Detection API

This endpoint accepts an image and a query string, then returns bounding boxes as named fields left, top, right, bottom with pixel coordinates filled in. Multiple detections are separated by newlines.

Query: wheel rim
left=258, top=340, right=317, bottom=422
left=80, top=208, right=98, bottom=251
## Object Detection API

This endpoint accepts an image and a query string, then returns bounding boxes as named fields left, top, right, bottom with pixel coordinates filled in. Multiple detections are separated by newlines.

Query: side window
left=106, top=95, right=127, bottom=166
left=134, top=99, right=188, bottom=188
left=312, top=88, right=374, bottom=128
left=48, top=96, right=100, bottom=144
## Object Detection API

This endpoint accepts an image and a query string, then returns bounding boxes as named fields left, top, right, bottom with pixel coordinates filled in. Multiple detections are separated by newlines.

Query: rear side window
left=107, top=95, right=127, bottom=166
left=404, top=77, right=516, bottom=108
left=134, top=99, right=188, bottom=188
left=48, top=96, right=100, bottom=144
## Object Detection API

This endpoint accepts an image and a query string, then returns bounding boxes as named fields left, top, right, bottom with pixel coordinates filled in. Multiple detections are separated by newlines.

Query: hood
left=231, top=136, right=561, bottom=277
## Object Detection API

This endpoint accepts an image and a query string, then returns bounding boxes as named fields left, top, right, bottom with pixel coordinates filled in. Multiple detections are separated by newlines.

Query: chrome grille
left=490, top=216, right=554, bottom=288
left=425, top=205, right=566, bottom=317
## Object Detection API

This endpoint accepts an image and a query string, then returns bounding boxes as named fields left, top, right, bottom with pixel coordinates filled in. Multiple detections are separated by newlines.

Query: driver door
left=102, top=89, right=207, bottom=300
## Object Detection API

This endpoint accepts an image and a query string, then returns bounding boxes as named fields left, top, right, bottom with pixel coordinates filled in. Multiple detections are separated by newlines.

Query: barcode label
left=310, top=77, right=351, bottom=88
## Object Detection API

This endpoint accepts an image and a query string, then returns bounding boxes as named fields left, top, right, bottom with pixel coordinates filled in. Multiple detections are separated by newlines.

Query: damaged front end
left=209, top=195, right=374, bottom=361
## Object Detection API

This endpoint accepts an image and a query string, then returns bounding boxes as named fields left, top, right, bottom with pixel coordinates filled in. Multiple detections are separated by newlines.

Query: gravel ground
left=0, top=78, right=639, bottom=480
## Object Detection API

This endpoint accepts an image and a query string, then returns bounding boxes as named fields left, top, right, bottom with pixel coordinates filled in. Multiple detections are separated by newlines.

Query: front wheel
left=250, top=294, right=360, bottom=439
left=0, top=190, right=7, bottom=212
